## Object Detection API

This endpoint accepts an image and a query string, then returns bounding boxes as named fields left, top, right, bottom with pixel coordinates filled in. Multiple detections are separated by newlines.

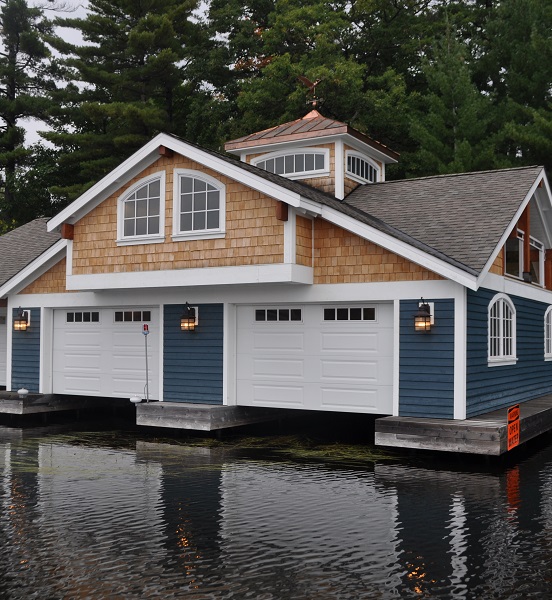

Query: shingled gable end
left=0, top=110, right=551, bottom=449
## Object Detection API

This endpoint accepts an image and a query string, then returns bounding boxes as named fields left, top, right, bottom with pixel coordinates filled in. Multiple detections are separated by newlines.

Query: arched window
left=117, top=172, right=165, bottom=245
left=544, top=306, right=552, bottom=359
left=173, top=170, right=225, bottom=240
left=345, top=152, right=380, bottom=183
left=252, top=148, right=329, bottom=179
left=488, top=294, right=517, bottom=365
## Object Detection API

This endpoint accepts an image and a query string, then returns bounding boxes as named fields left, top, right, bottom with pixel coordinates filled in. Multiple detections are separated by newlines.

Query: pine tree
left=46, top=0, right=204, bottom=201
left=407, top=27, right=497, bottom=176
left=0, top=0, right=54, bottom=225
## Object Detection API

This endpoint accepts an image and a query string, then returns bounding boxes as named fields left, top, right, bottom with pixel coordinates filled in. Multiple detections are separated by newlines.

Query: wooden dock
left=375, top=395, right=552, bottom=455
left=135, top=402, right=284, bottom=431
left=0, top=392, right=121, bottom=415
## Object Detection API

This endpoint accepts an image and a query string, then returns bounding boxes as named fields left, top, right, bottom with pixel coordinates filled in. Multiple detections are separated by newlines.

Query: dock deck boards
left=375, top=395, right=552, bottom=455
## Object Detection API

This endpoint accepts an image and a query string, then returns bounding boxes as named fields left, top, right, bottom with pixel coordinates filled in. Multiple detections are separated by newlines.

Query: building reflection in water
left=0, top=426, right=551, bottom=598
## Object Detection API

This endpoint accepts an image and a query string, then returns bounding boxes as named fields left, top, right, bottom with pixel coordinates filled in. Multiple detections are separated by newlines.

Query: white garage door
left=0, top=308, right=6, bottom=387
left=52, top=307, right=159, bottom=399
left=237, top=303, right=393, bottom=414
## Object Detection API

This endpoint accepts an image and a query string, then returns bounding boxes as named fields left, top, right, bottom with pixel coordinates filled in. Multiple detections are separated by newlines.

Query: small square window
left=279, top=309, right=290, bottom=321
left=142, top=311, right=151, bottom=322
left=267, top=309, right=278, bottom=322
left=67, top=313, right=74, bottom=323
left=92, top=312, right=100, bottom=322
left=255, top=310, right=266, bottom=322
left=363, top=308, right=376, bottom=320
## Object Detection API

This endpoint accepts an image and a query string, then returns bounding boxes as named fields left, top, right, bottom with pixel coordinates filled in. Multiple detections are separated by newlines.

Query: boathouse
left=1, top=111, right=552, bottom=452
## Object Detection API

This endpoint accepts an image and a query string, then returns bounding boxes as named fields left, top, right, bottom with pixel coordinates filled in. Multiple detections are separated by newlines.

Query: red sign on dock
left=507, top=404, right=520, bottom=451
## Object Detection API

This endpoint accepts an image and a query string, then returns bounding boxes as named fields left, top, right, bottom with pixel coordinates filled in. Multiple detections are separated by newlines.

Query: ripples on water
left=0, top=425, right=551, bottom=599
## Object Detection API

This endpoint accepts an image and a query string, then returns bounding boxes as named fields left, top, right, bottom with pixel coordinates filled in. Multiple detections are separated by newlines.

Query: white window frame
left=505, top=228, right=524, bottom=279
left=530, top=235, right=545, bottom=287
left=345, top=151, right=380, bottom=184
left=544, top=306, right=552, bottom=360
left=172, top=169, right=226, bottom=241
left=488, top=293, right=517, bottom=366
left=117, top=171, right=166, bottom=246
left=251, top=147, right=330, bottom=180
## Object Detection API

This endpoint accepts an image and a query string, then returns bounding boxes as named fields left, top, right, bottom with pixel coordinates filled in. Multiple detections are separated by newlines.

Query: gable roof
left=0, top=218, right=61, bottom=287
left=224, top=110, right=399, bottom=162
left=344, top=166, right=546, bottom=274
left=46, top=132, right=548, bottom=291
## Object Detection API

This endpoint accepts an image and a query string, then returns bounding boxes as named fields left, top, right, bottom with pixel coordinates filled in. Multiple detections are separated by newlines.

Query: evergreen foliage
left=2, top=0, right=550, bottom=227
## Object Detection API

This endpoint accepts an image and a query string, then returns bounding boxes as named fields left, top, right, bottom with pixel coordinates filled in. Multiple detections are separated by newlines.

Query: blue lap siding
left=12, top=307, right=40, bottom=392
left=163, top=304, right=223, bottom=404
left=467, top=288, right=552, bottom=417
left=399, top=299, right=455, bottom=418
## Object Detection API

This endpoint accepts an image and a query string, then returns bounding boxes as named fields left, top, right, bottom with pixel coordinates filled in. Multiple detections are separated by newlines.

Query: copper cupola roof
left=224, top=110, right=399, bottom=163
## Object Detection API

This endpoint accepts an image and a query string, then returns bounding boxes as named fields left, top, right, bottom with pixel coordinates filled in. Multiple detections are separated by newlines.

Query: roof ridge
left=375, top=165, right=543, bottom=186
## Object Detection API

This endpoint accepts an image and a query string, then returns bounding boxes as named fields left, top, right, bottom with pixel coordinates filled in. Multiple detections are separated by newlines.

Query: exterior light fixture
left=13, top=308, right=30, bottom=332
left=180, top=303, right=197, bottom=331
left=414, top=299, right=432, bottom=332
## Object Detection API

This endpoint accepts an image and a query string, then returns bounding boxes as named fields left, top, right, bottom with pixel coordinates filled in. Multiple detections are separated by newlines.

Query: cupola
left=224, top=110, right=399, bottom=200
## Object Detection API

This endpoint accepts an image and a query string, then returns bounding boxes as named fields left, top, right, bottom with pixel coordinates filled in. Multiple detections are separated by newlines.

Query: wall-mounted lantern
left=414, top=299, right=432, bottom=332
left=13, top=307, right=30, bottom=332
left=180, top=303, right=198, bottom=331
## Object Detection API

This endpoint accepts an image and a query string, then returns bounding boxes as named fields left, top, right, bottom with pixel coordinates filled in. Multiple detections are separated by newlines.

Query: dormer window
left=346, top=152, right=380, bottom=183
left=252, top=148, right=329, bottom=180
left=117, top=172, right=165, bottom=245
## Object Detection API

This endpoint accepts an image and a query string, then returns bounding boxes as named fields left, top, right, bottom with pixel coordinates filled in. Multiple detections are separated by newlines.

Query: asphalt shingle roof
left=344, top=166, right=544, bottom=274
left=0, top=218, right=61, bottom=287
left=178, top=136, right=540, bottom=276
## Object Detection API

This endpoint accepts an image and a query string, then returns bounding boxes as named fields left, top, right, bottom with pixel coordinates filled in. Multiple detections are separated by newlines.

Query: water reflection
left=0, top=425, right=551, bottom=598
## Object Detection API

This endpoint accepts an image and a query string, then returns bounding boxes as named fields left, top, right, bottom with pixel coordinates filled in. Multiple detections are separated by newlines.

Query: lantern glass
left=13, top=309, right=29, bottom=332
left=180, top=304, right=197, bottom=331
left=414, top=301, right=432, bottom=332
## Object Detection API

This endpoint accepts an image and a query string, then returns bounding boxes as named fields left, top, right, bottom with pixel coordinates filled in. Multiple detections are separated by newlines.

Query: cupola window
left=253, top=149, right=329, bottom=180
left=346, top=152, right=379, bottom=183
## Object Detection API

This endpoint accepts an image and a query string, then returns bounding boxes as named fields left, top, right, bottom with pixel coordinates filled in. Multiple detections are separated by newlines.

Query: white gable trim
left=0, top=240, right=67, bottom=297
left=477, top=168, right=550, bottom=286
left=48, top=133, right=304, bottom=231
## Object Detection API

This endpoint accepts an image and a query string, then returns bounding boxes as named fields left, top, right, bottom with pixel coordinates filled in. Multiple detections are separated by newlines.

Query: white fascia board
left=66, top=263, right=313, bottom=291
left=49, top=134, right=304, bottom=232
left=480, top=272, right=552, bottom=304
left=341, top=134, right=399, bottom=165
left=312, top=203, right=478, bottom=290
left=0, top=240, right=67, bottom=298
left=477, top=168, right=547, bottom=285
left=48, top=134, right=168, bottom=230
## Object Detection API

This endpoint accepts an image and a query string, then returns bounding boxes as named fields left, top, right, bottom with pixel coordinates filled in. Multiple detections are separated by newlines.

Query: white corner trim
left=66, top=263, right=314, bottom=291
left=454, top=287, right=467, bottom=419
left=335, top=139, right=345, bottom=200
left=0, top=240, right=67, bottom=297
left=313, top=204, right=478, bottom=290
left=392, top=300, right=400, bottom=416
left=284, top=208, right=297, bottom=264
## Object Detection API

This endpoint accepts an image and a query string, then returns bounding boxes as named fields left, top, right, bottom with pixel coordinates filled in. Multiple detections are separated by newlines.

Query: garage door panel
left=253, top=332, right=304, bottom=351
left=320, top=387, right=384, bottom=411
left=247, top=383, right=304, bottom=406
left=320, top=359, right=379, bottom=383
left=253, top=358, right=304, bottom=378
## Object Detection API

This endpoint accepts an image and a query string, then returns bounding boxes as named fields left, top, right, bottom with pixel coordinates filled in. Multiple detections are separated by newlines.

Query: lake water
left=0, top=421, right=551, bottom=599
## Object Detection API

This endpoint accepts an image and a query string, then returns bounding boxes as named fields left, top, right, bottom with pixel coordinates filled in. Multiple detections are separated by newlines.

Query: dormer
left=224, top=110, right=399, bottom=200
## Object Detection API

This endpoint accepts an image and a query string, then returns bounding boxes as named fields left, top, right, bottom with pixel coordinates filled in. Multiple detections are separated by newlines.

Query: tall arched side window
left=117, top=172, right=166, bottom=245
left=544, top=306, right=552, bottom=360
left=172, top=170, right=225, bottom=241
left=488, top=293, right=517, bottom=366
